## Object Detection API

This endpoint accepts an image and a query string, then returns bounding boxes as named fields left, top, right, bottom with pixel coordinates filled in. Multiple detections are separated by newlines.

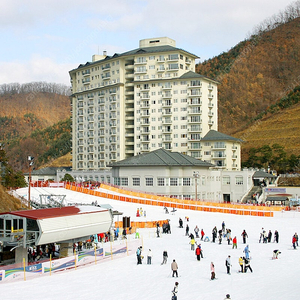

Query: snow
left=2, top=187, right=300, bottom=300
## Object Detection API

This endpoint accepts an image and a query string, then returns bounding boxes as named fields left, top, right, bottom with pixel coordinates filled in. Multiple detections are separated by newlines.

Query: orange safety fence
left=65, top=184, right=276, bottom=217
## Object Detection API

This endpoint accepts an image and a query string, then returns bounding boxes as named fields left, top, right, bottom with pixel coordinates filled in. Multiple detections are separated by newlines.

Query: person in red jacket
left=292, top=235, right=297, bottom=249
left=195, top=245, right=201, bottom=261
left=232, top=236, right=237, bottom=249
left=201, top=229, right=205, bottom=241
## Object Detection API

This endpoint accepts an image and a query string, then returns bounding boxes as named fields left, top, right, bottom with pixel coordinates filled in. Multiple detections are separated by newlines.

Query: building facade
left=69, top=37, right=219, bottom=171
left=200, top=130, right=242, bottom=171
left=109, top=149, right=253, bottom=202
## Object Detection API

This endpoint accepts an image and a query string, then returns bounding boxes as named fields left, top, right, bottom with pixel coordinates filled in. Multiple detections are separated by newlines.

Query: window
left=183, top=178, right=191, bottom=186
left=157, top=178, right=165, bottom=186
left=121, top=178, right=128, bottom=186
left=133, top=178, right=140, bottom=186
left=222, top=176, right=230, bottom=185
left=146, top=177, right=153, bottom=186
left=170, top=178, right=178, bottom=186
left=235, top=176, right=243, bottom=185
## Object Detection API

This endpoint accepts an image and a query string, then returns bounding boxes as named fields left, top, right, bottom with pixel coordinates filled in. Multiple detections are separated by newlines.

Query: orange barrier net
left=65, top=184, right=279, bottom=217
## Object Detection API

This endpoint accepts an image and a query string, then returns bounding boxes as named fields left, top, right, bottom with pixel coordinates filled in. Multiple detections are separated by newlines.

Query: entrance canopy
left=0, top=206, right=113, bottom=248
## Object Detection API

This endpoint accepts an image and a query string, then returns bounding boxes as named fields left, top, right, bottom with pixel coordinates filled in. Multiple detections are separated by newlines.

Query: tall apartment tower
left=69, top=37, right=219, bottom=171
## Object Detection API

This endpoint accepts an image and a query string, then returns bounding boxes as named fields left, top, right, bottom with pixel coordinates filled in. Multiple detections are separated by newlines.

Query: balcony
left=102, top=64, right=111, bottom=70
left=162, top=101, right=172, bottom=107
left=82, top=78, right=90, bottom=85
left=208, top=85, right=214, bottom=90
left=188, top=126, right=202, bottom=133
left=134, top=58, right=147, bottom=65
left=140, top=101, right=150, bottom=108
left=162, top=93, right=172, bottom=99
left=82, top=70, right=90, bottom=76
left=190, top=118, right=202, bottom=124
left=208, top=94, right=214, bottom=99
left=140, top=94, right=150, bottom=100
left=135, top=68, right=147, bottom=74
left=157, top=67, right=165, bottom=72
left=167, top=55, right=179, bottom=61
left=211, top=144, right=226, bottom=150
left=162, top=118, right=172, bottom=124
left=102, top=73, right=111, bottom=80
left=166, top=66, right=179, bottom=71
left=189, top=108, right=202, bottom=114
left=188, top=91, right=202, bottom=97
left=157, top=58, right=165, bottom=63
left=208, top=102, right=214, bottom=108
left=162, top=85, right=172, bottom=90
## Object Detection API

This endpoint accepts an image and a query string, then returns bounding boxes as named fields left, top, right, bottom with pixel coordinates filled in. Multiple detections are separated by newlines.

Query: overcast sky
left=0, top=0, right=293, bottom=85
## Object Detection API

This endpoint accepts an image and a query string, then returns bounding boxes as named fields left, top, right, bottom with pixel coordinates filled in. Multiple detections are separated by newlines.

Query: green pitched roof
left=201, top=130, right=243, bottom=142
left=72, top=45, right=199, bottom=71
left=108, top=148, right=213, bottom=167
left=179, top=71, right=220, bottom=84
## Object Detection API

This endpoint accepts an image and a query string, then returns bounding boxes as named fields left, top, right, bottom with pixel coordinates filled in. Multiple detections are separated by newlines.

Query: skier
left=239, top=256, right=244, bottom=273
left=224, top=294, right=231, bottom=300
left=222, top=221, right=225, bottom=233
left=195, top=245, right=201, bottom=261
left=232, top=236, right=237, bottom=249
left=210, top=262, right=216, bottom=280
left=295, top=233, right=299, bottom=246
left=171, top=282, right=179, bottom=300
left=136, top=246, right=142, bottom=265
left=268, top=230, right=272, bottom=243
left=226, top=229, right=232, bottom=245
left=201, top=229, right=205, bottom=241
left=179, top=218, right=183, bottom=228
left=161, top=250, right=168, bottom=264
left=185, top=224, right=189, bottom=236
left=225, top=255, right=231, bottom=275
left=244, top=257, right=253, bottom=273
left=198, top=243, right=203, bottom=258
left=190, top=238, right=196, bottom=250
left=273, top=249, right=281, bottom=259
left=212, top=226, right=217, bottom=243
left=156, top=222, right=160, bottom=238
left=218, top=229, right=223, bottom=244
left=259, top=228, right=265, bottom=243
left=243, top=245, right=250, bottom=259
left=292, top=234, right=297, bottom=249
left=194, top=225, right=200, bottom=238
left=147, top=249, right=152, bottom=264
left=274, top=230, right=279, bottom=243
left=241, top=229, right=248, bottom=244
left=171, top=259, right=178, bottom=277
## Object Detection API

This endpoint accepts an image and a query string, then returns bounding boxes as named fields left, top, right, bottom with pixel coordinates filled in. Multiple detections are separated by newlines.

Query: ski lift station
left=0, top=206, right=113, bottom=264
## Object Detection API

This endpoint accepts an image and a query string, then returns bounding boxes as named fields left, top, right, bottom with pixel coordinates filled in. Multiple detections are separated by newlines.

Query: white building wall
left=70, top=38, right=219, bottom=171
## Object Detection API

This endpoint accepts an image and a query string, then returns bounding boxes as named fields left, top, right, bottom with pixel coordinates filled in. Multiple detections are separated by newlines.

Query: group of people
left=259, top=228, right=279, bottom=243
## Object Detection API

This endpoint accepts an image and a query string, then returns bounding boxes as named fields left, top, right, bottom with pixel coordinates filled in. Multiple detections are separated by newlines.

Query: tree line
left=0, top=82, right=71, bottom=96
left=250, top=1, right=300, bottom=37
left=243, top=143, right=300, bottom=173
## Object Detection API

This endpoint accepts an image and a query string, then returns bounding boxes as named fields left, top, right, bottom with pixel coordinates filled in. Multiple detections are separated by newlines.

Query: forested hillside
left=196, top=3, right=300, bottom=135
left=0, top=82, right=71, bottom=171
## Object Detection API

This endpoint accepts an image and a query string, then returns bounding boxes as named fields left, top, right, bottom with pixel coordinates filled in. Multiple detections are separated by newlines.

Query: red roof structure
left=0, top=206, right=87, bottom=220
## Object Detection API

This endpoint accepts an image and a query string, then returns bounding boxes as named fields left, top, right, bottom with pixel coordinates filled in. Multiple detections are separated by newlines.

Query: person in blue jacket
left=244, top=244, right=250, bottom=259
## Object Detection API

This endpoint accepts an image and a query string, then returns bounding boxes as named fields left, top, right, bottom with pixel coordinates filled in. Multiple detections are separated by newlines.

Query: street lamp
left=28, top=156, right=34, bottom=208
left=193, top=171, right=199, bottom=201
